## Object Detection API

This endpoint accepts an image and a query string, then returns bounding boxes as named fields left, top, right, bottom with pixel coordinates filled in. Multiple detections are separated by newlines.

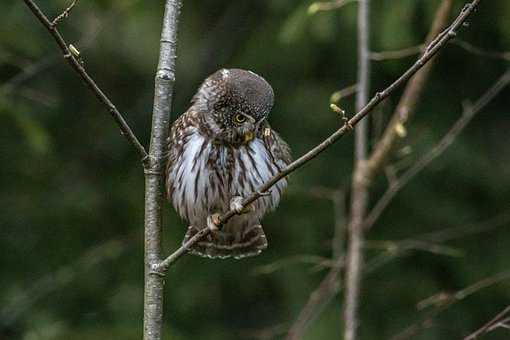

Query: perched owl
left=165, top=68, right=292, bottom=259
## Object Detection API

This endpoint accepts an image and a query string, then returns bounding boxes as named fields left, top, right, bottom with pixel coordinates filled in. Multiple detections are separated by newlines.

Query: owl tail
left=183, top=224, right=268, bottom=259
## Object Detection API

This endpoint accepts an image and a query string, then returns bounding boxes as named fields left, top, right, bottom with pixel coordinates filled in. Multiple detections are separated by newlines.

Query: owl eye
left=233, top=114, right=247, bottom=124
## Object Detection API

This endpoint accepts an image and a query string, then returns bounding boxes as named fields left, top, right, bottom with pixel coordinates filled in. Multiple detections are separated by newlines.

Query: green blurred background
left=1, top=0, right=510, bottom=339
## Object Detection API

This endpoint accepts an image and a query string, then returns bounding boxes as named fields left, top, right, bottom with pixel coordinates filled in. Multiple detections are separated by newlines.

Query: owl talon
left=207, top=213, right=221, bottom=232
left=230, top=196, right=253, bottom=215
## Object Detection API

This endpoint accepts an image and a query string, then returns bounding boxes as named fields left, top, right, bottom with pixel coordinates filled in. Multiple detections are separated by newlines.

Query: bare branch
left=370, top=39, right=510, bottom=62
left=285, top=210, right=510, bottom=340
left=143, top=1, right=182, bottom=339
left=364, top=67, right=510, bottom=230
left=308, top=0, right=358, bottom=15
left=370, top=45, right=423, bottom=61
left=155, top=0, right=482, bottom=271
left=343, top=0, right=371, bottom=337
left=330, top=83, right=358, bottom=104
left=364, top=0, right=455, bottom=182
left=391, top=271, right=510, bottom=340
left=286, top=261, right=343, bottom=340
left=464, top=306, right=510, bottom=340
left=51, top=0, right=79, bottom=27
left=419, top=210, right=510, bottom=244
left=453, top=39, right=510, bottom=61
left=252, top=255, right=334, bottom=275
left=22, top=0, right=148, bottom=163
left=0, top=239, right=125, bottom=329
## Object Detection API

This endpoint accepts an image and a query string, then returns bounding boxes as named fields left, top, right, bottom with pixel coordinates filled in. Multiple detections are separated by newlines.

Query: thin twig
left=330, top=83, right=359, bottom=104
left=364, top=0, right=455, bottom=183
left=51, top=0, right=79, bottom=27
left=154, top=0, right=482, bottom=273
left=286, top=260, right=343, bottom=340
left=285, top=210, right=510, bottom=340
left=308, top=0, right=358, bottom=15
left=22, top=0, right=148, bottom=163
left=391, top=271, right=510, bottom=340
left=364, top=67, right=510, bottom=230
left=1, top=17, right=101, bottom=97
left=419, top=210, right=510, bottom=244
left=0, top=239, right=126, bottom=328
left=453, top=39, right=510, bottom=61
left=370, top=45, right=424, bottom=61
left=252, top=255, right=334, bottom=275
left=370, top=39, right=510, bottom=62
left=332, top=189, right=347, bottom=260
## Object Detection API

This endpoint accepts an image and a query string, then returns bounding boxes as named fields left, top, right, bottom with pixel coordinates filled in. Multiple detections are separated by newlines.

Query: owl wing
left=165, top=110, right=199, bottom=200
left=261, top=121, right=292, bottom=172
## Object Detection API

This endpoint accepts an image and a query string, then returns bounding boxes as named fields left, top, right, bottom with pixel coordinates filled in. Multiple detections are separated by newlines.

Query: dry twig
left=370, top=45, right=424, bottom=61
left=308, top=0, right=358, bottom=15
left=464, top=305, right=510, bottom=339
left=364, top=67, right=510, bottom=230
left=391, top=271, right=510, bottom=340
left=51, top=0, right=79, bottom=27
left=284, top=209, right=510, bottom=340
left=22, top=0, right=148, bottom=163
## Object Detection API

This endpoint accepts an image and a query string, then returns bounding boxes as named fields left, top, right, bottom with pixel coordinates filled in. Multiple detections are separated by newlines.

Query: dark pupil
left=235, top=114, right=245, bottom=123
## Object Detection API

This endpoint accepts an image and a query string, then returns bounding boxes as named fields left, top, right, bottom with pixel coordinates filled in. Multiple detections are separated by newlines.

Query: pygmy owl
left=165, top=69, right=292, bottom=259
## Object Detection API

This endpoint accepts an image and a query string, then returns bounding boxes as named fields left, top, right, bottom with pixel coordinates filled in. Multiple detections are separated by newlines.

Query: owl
left=165, top=68, right=292, bottom=259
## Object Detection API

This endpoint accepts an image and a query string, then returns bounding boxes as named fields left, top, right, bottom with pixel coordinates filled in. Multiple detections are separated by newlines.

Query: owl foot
left=207, top=213, right=221, bottom=232
left=230, top=196, right=253, bottom=215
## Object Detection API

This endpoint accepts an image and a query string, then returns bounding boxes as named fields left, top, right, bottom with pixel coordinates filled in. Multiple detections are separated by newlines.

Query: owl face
left=194, top=69, right=274, bottom=145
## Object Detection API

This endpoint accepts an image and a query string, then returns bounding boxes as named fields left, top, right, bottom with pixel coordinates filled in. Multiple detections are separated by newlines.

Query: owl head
left=192, top=68, right=274, bottom=145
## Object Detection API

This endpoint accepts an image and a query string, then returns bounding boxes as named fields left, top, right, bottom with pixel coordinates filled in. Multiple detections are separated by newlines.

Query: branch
left=370, top=45, right=423, bottom=61
left=0, top=239, right=125, bottom=329
left=284, top=210, right=510, bottom=339
left=330, top=83, right=359, bottom=104
left=364, top=0, right=455, bottom=183
left=464, top=306, right=510, bottom=340
left=51, top=0, right=78, bottom=27
left=464, top=306, right=510, bottom=339
left=22, top=0, right=148, bottom=163
left=370, top=39, right=510, bottom=62
left=143, top=1, right=182, bottom=340
left=154, top=0, right=482, bottom=273
left=343, top=0, right=371, bottom=338
left=453, top=39, right=510, bottom=61
left=308, top=0, right=358, bottom=15
left=286, top=262, right=343, bottom=340
left=363, top=67, right=510, bottom=230
left=391, top=271, right=510, bottom=340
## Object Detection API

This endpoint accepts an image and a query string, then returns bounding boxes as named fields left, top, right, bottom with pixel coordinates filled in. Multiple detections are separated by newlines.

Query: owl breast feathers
left=165, top=69, right=291, bottom=259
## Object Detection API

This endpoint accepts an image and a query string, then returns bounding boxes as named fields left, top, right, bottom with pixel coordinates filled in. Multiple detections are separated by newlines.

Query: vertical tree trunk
left=143, top=1, right=182, bottom=339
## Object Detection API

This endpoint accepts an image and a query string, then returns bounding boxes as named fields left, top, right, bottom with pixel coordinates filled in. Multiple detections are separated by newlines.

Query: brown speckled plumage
left=166, top=69, right=291, bottom=259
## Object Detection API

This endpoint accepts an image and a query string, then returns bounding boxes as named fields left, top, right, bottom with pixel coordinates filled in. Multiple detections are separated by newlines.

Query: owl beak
left=244, top=131, right=255, bottom=143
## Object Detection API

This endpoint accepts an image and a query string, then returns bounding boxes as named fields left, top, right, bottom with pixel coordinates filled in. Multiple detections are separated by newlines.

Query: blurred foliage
left=1, top=0, right=510, bottom=339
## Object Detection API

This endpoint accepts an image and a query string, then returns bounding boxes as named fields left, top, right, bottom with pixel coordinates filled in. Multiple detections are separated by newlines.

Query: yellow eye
left=233, top=114, right=246, bottom=124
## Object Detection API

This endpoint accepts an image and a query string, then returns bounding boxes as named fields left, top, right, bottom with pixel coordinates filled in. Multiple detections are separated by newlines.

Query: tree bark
left=143, top=1, right=182, bottom=339
left=343, top=0, right=370, bottom=339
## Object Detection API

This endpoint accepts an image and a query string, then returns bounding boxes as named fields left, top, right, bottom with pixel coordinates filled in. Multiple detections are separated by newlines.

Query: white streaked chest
left=168, top=130, right=287, bottom=225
